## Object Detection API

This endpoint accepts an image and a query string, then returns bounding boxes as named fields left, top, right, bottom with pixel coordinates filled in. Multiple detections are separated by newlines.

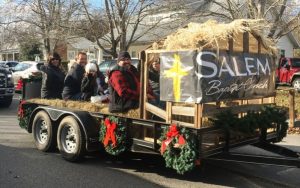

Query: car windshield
left=98, top=60, right=115, bottom=74
left=13, top=63, right=32, bottom=72
left=6, top=61, right=18, bottom=67
left=291, top=58, right=300, bottom=67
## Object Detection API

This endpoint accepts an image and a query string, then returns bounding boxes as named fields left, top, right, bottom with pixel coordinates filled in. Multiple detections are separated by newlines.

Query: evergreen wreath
left=18, top=100, right=33, bottom=129
left=210, top=105, right=288, bottom=142
left=99, top=116, right=127, bottom=156
left=159, top=124, right=198, bottom=174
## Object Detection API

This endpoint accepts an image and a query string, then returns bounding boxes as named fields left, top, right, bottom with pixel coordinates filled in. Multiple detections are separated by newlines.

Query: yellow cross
left=164, top=54, right=189, bottom=102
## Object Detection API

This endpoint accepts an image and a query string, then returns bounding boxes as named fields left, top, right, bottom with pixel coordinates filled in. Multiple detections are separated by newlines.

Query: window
left=131, top=51, right=137, bottom=58
left=280, top=49, right=285, bottom=57
left=280, top=59, right=288, bottom=68
left=14, top=63, right=31, bottom=71
left=68, top=51, right=76, bottom=60
left=291, top=58, right=300, bottom=67
left=36, top=63, right=44, bottom=70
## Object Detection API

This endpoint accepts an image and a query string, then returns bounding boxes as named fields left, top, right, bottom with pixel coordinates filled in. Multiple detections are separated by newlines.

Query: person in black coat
left=81, top=63, right=97, bottom=101
left=41, top=52, right=65, bottom=99
left=62, top=52, right=87, bottom=100
left=148, top=57, right=165, bottom=109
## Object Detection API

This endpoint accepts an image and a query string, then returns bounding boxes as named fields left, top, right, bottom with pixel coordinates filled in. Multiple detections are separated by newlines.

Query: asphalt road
left=1, top=95, right=300, bottom=188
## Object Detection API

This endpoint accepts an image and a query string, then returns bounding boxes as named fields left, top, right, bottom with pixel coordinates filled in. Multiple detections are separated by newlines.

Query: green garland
left=159, top=125, right=198, bottom=174
left=99, top=116, right=127, bottom=156
left=261, top=106, right=288, bottom=142
left=24, top=74, right=43, bottom=82
left=18, top=100, right=33, bottom=129
left=210, top=105, right=288, bottom=142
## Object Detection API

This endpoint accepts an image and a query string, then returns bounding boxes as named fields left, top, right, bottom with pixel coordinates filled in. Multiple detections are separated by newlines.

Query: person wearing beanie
left=62, top=52, right=87, bottom=100
left=40, top=52, right=65, bottom=99
left=80, top=63, right=98, bottom=101
left=89, top=60, right=107, bottom=94
left=108, top=51, right=140, bottom=113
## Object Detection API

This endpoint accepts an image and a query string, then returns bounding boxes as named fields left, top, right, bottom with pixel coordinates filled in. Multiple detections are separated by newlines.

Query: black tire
left=32, top=111, right=56, bottom=152
left=57, top=116, right=85, bottom=162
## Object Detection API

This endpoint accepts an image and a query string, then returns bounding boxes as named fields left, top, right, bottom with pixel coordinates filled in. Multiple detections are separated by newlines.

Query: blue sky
left=88, top=0, right=102, bottom=8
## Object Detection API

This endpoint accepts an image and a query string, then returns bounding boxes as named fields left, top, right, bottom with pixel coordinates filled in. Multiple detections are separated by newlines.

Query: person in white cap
left=81, top=62, right=98, bottom=101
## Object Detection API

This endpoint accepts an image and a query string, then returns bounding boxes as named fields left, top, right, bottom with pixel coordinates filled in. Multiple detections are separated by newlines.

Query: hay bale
left=161, top=19, right=276, bottom=55
left=28, top=98, right=140, bottom=119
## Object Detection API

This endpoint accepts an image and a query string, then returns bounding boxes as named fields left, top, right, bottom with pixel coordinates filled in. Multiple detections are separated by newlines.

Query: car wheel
left=32, top=111, right=56, bottom=152
left=292, top=78, right=300, bottom=91
left=57, top=116, right=85, bottom=162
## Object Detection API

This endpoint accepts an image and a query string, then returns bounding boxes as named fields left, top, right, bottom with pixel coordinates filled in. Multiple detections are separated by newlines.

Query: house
left=55, top=37, right=98, bottom=62
left=96, top=11, right=185, bottom=62
left=96, top=1, right=300, bottom=61
left=0, top=43, right=20, bottom=61
left=277, top=32, right=300, bottom=57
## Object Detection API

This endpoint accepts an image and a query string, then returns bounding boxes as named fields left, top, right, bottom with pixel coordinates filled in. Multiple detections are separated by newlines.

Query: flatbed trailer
left=18, top=20, right=300, bottom=174
left=19, top=100, right=300, bottom=172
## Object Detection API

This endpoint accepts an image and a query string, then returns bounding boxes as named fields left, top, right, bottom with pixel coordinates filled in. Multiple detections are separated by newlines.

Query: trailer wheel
left=32, top=111, right=56, bottom=152
left=57, top=116, right=85, bottom=162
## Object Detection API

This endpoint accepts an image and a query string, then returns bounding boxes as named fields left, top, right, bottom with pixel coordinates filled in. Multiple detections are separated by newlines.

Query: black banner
left=160, top=50, right=275, bottom=103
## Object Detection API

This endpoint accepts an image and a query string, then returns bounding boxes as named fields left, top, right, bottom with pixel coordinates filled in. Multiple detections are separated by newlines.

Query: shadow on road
left=0, top=143, right=259, bottom=188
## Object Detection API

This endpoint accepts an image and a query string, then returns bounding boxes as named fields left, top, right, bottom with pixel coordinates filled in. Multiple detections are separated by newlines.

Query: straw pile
left=28, top=99, right=140, bottom=119
left=162, top=19, right=276, bottom=55
left=288, top=127, right=300, bottom=135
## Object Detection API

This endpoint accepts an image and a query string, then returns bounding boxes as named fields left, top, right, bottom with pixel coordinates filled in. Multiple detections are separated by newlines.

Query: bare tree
left=81, top=0, right=164, bottom=58
left=183, top=0, right=300, bottom=41
left=2, top=0, right=83, bottom=56
left=72, top=9, right=109, bottom=42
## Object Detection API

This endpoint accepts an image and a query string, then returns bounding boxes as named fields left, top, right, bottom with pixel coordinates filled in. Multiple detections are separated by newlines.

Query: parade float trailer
left=18, top=19, right=300, bottom=174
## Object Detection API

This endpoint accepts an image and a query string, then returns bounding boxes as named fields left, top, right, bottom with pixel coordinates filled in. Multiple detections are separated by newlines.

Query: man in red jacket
left=108, top=51, right=140, bottom=113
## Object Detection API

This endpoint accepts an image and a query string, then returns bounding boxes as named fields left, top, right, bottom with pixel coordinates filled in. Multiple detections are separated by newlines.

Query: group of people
left=40, top=51, right=163, bottom=113
left=40, top=52, right=106, bottom=101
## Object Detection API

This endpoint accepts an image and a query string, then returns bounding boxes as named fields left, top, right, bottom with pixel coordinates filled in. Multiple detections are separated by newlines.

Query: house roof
left=0, top=42, right=19, bottom=53
left=287, top=32, right=300, bottom=48
left=99, top=21, right=182, bottom=47
left=67, top=37, right=95, bottom=49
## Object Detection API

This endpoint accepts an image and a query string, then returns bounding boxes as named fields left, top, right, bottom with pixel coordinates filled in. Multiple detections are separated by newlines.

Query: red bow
left=103, top=118, right=117, bottom=147
left=18, top=100, right=26, bottom=118
left=161, top=124, right=186, bottom=154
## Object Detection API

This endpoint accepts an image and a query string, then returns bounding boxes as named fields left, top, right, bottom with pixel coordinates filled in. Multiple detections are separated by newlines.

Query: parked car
left=98, top=58, right=140, bottom=77
left=0, top=61, right=19, bottom=71
left=12, top=61, right=43, bottom=87
left=276, top=57, right=300, bottom=90
left=0, top=65, right=14, bottom=107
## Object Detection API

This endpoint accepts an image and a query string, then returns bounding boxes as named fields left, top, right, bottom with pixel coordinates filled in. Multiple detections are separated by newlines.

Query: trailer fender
left=28, top=106, right=100, bottom=152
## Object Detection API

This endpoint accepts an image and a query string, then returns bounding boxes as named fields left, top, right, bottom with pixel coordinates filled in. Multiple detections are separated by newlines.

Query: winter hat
left=85, top=63, right=97, bottom=73
left=48, top=52, right=61, bottom=65
left=118, top=51, right=131, bottom=61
